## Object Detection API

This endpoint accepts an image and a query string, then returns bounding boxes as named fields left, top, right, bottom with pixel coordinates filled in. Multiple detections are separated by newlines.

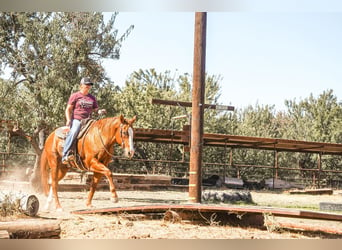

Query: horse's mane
left=92, top=116, right=120, bottom=130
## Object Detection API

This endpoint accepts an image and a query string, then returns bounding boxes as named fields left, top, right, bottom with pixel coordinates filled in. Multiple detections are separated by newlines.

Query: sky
left=103, top=12, right=342, bottom=112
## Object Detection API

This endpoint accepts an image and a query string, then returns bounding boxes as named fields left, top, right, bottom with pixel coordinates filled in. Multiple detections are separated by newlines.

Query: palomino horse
left=40, top=114, right=136, bottom=211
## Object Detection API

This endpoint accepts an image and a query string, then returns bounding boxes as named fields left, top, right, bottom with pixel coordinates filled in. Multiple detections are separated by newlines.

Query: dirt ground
left=25, top=189, right=342, bottom=239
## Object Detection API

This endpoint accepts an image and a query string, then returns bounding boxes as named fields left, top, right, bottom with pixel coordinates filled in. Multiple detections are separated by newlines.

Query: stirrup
left=62, top=154, right=74, bottom=164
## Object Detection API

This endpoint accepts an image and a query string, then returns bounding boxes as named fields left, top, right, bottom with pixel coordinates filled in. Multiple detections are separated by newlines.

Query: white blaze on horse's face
left=126, top=127, right=134, bottom=158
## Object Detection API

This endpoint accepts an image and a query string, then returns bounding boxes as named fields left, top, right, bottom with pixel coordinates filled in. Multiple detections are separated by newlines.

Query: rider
left=61, top=77, right=106, bottom=164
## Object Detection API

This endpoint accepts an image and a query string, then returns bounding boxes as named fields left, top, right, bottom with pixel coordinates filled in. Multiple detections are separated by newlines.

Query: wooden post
left=275, top=150, right=279, bottom=179
left=189, top=12, right=207, bottom=203
left=318, top=152, right=322, bottom=188
left=272, top=150, right=279, bottom=190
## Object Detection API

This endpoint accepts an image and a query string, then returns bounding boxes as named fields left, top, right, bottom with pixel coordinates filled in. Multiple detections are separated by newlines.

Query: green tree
left=284, top=89, right=342, bottom=180
left=284, top=89, right=341, bottom=143
left=0, top=12, right=133, bottom=153
left=237, top=104, right=278, bottom=138
left=0, top=12, right=133, bottom=185
left=112, top=69, right=226, bottom=175
left=116, top=68, right=180, bottom=129
left=117, top=69, right=226, bottom=132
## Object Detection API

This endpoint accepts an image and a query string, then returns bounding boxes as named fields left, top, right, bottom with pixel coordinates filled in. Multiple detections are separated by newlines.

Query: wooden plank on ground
left=72, top=204, right=342, bottom=222
left=0, top=230, right=10, bottom=239
left=272, top=222, right=342, bottom=236
left=289, top=188, right=333, bottom=195
left=0, top=219, right=61, bottom=239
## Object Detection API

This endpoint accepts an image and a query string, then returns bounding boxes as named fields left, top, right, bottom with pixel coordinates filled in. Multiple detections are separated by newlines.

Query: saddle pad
left=55, top=126, right=70, bottom=139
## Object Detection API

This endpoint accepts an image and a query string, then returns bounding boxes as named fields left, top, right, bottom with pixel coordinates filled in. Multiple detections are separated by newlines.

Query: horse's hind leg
left=44, top=185, right=54, bottom=211
left=49, top=162, right=68, bottom=211
left=55, top=166, right=68, bottom=210
left=43, top=164, right=66, bottom=210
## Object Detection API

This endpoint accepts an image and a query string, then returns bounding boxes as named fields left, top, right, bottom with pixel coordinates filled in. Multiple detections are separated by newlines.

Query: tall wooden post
left=189, top=12, right=207, bottom=203
left=317, top=152, right=322, bottom=188
left=275, top=150, right=279, bottom=179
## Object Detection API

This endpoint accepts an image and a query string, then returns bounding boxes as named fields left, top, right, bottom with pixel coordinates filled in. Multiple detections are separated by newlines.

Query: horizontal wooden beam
left=133, top=128, right=342, bottom=155
left=151, top=98, right=235, bottom=111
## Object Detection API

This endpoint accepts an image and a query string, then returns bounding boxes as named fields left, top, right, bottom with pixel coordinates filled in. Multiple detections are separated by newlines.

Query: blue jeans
left=62, top=119, right=81, bottom=158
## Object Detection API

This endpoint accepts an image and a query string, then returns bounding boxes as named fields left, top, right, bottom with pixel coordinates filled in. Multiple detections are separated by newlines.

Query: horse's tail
left=40, top=147, right=50, bottom=196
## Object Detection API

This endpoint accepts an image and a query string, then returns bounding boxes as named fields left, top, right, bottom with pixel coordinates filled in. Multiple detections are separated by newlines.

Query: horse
left=40, top=114, right=136, bottom=211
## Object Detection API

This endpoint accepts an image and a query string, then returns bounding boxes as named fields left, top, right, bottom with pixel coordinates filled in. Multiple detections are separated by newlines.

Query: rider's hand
left=98, top=109, right=107, bottom=115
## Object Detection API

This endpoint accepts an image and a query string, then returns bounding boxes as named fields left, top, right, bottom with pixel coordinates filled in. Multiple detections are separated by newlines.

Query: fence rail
left=111, top=157, right=342, bottom=189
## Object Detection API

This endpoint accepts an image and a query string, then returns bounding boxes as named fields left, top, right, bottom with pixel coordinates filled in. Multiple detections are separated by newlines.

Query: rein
left=97, top=123, right=124, bottom=158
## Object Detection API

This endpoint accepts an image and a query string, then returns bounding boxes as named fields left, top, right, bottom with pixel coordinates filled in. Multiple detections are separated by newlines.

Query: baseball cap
left=80, top=77, right=93, bottom=85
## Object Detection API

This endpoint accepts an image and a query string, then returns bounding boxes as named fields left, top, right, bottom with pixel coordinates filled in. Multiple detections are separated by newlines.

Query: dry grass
left=0, top=193, right=22, bottom=218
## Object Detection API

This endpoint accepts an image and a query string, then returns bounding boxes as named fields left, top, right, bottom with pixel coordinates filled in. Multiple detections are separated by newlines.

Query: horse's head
left=117, top=114, right=137, bottom=158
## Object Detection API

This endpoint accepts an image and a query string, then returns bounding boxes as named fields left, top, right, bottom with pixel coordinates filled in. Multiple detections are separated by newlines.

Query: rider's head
left=80, top=77, right=93, bottom=86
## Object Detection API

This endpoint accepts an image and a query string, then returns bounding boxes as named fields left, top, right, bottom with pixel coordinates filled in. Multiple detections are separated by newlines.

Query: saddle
left=56, top=118, right=95, bottom=170
left=55, top=118, right=95, bottom=140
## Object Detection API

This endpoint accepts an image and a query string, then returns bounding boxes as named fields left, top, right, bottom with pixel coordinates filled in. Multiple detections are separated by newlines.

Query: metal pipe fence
left=111, top=156, right=342, bottom=189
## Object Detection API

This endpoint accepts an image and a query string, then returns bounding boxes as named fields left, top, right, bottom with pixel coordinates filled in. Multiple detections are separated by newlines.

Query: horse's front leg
left=86, top=172, right=104, bottom=207
left=88, top=159, right=118, bottom=206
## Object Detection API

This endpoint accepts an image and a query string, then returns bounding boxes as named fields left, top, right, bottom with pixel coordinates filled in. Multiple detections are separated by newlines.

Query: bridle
left=119, top=123, right=127, bottom=148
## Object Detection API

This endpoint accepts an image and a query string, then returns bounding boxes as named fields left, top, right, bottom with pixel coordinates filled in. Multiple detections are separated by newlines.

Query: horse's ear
left=130, top=115, right=137, bottom=125
left=119, top=114, right=125, bottom=123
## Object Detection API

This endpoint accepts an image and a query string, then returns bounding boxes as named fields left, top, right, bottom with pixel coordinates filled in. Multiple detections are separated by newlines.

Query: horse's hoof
left=111, top=197, right=119, bottom=203
left=43, top=205, right=50, bottom=212
left=56, top=207, right=63, bottom=212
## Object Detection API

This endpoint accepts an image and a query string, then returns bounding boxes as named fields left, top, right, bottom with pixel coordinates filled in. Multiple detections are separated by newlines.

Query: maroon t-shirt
left=68, top=91, right=98, bottom=120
